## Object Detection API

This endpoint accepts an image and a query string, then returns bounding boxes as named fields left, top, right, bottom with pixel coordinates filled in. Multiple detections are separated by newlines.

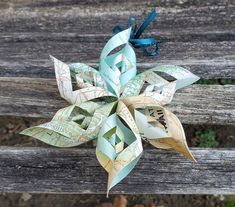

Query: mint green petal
left=121, top=73, right=146, bottom=97
left=69, top=62, right=107, bottom=88
left=20, top=123, right=85, bottom=147
left=122, top=65, right=200, bottom=105
left=21, top=102, right=115, bottom=147
left=149, top=65, right=200, bottom=90
left=107, top=153, right=142, bottom=193
left=96, top=111, right=143, bottom=195
left=99, top=28, right=136, bottom=97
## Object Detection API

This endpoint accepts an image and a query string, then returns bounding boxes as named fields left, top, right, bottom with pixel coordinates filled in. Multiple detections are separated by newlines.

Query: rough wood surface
left=1, top=36, right=234, bottom=79
left=0, top=77, right=234, bottom=125
left=0, top=0, right=234, bottom=34
left=0, top=0, right=234, bottom=196
left=0, top=0, right=234, bottom=79
left=0, top=147, right=234, bottom=194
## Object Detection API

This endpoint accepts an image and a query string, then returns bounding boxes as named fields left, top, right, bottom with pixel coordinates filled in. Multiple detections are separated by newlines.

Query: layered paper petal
left=122, top=65, right=199, bottom=105
left=96, top=101, right=143, bottom=194
left=21, top=101, right=116, bottom=147
left=50, top=56, right=114, bottom=104
left=99, top=28, right=137, bottom=97
left=123, top=96, right=195, bottom=161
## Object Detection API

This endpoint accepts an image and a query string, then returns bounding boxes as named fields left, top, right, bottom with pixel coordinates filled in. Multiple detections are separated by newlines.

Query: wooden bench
left=0, top=0, right=234, bottom=194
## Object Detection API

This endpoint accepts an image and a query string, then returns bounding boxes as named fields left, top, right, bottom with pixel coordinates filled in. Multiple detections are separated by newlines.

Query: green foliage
left=220, top=79, right=235, bottom=85
left=197, top=79, right=235, bottom=85
left=225, top=196, right=235, bottom=207
left=127, top=195, right=153, bottom=207
left=197, top=79, right=219, bottom=84
left=196, top=129, right=219, bottom=148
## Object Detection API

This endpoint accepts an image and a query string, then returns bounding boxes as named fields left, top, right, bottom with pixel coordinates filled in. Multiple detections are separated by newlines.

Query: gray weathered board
left=0, top=77, right=235, bottom=125
left=0, top=0, right=234, bottom=79
left=0, top=147, right=234, bottom=194
left=0, top=0, right=234, bottom=126
left=0, top=0, right=234, bottom=195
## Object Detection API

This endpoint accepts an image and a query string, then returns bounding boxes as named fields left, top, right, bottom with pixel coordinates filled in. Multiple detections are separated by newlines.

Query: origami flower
left=21, top=28, right=199, bottom=195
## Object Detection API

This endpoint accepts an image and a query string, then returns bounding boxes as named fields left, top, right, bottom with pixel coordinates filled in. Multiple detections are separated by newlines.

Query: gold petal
left=149, top=108, right=196, bottom=161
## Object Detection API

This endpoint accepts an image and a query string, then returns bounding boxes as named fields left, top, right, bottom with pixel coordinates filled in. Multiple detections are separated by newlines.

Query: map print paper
left=21, top=28, right=200, bottom=195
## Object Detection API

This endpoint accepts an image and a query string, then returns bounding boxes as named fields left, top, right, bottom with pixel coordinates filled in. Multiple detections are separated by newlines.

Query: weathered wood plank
left=0, top=1, right=233, bottom=196
left=0, top=35, right=234, bottom=79
left=0, top=0, right=234, bottom=34
left=0, top=1, right=234, bottom=79
left=0, top=77, right=234, bottom=125
left=0, top=147, right=234, bottom=194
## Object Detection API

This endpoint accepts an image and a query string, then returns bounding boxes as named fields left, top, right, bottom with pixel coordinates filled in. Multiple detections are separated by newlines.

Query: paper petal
left=69, top=62, right=107, bottom=89
left=50, top=55, right=114, bottom=104
left=150, top=65, right=200, bottom=90
left=148, top=108, right=196, bottom=161
left=122, top=65, right=199, bottom=105
left=122, top=97, right=195, bottom=161
left=99, top=28, right=136, bottom=97
left=96, top=101, right=143, bottom=195
left=21, top=102, right=116, bottom=147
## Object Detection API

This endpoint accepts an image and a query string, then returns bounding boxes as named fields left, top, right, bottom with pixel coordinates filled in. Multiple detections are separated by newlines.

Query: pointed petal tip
left=192, top=156, right=197, bottom=163
left=19, top=129, right=28, bottom=136
left=19, top=128, right=34, bottom=137
left=49, top=54, right=55, bottom=61
left=121, top=27, right=132, bottom=40
left=127, top=27, right=132, bottom=33
left=106, top=186, right=110, bottom=198
left=187, top=153, right=197, bottom=162
left=19, top=130, right=24, bottom=135
left=192, top=73, right=200, bottom=83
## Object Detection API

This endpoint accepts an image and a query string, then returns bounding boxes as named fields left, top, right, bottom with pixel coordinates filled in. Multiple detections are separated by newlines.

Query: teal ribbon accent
left=113, top=10, right=159, bottom=56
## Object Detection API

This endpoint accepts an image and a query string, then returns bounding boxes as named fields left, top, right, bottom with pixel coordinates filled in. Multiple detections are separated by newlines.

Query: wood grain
left=0, top=0, right=234, bottom=34
left=0, top=35, right=234, bottom=79
left=0, top=147, right=234, bottom=194
left=0, top=77, right=234, bottom=125
left=0, top=0, right=234, bottom=195
left=0, top=0, right=234, bottom=79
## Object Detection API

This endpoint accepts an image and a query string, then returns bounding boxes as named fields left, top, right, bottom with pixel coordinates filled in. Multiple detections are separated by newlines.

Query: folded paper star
left=21, top=28, right=200, bottom=195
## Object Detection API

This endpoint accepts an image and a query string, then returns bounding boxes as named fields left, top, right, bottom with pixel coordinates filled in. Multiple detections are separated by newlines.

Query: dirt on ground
left=0, top=194, right=230, bottom=207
